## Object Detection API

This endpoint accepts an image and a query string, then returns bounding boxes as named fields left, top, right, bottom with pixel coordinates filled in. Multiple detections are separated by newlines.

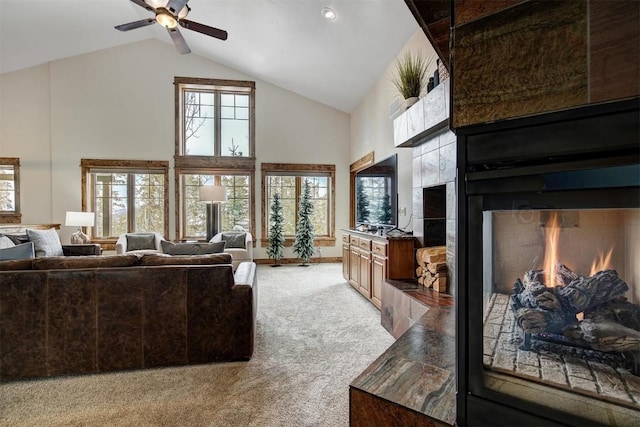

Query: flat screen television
left=355, top=154, right=397, bottom=228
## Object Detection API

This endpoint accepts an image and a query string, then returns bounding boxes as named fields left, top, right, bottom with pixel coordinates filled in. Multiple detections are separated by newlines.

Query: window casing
left=177, top=171, right=253, bottom=240
left=0, top=158, right=20, bottom=223
left=81, top=160, right=169, bottom=245
left=175, top=77, right=255, bottom=158
left=175, top=77, right=256, bottom=240
left=261, top=163, right=336, bottom=246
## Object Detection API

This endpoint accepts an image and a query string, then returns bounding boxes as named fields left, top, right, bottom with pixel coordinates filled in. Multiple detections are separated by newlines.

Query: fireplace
left=456, top=98, right=640, bottom=426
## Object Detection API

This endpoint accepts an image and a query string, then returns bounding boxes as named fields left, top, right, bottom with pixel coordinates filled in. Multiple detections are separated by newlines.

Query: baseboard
left=254, top=257, right=342, bottom=265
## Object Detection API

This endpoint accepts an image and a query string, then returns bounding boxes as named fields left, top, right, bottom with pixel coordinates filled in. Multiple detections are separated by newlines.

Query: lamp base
left=70, top=230, right=89, bottom=244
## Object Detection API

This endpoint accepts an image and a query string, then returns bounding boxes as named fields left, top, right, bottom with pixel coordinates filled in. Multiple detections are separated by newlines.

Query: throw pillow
left=161, top=240, right=226, bottom=255
left=139, top=253, right=232, bottom=266
left=0, top=242, right=35, bottom=260
left=126, top=233, right=156, bottom=251
left=220, top=232, right=247, bottom=249
left=26, top=228, right=64, bottom=257
left=0, top=235, right=16, bottom=249
left=4, top=234, right=29, bottom=245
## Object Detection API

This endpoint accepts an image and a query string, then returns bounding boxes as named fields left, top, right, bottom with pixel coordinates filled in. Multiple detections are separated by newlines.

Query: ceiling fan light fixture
left=144, top=0, right=166, bottom=9
left=321, top=7, right=336, bottom=21
left=156, top=11, right=178, bottom=29
left=177, top=5, right=190, bottom=19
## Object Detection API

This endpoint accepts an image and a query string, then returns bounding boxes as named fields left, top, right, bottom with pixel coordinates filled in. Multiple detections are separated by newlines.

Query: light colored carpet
left=0, top=263, right=394, bottom=426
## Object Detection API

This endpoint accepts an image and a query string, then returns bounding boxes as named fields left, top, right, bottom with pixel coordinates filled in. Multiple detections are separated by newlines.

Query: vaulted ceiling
left=0, top=0, right=420, bottom=113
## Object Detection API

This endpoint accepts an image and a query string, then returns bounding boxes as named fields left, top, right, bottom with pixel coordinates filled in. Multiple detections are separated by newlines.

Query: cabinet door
left=342, top=243, right=350, bottom=280
left=349, top=247, right=360, bottom=288
left=371, top=255, right=386, bottom=309
left=358, top=250, right=371, bottom=298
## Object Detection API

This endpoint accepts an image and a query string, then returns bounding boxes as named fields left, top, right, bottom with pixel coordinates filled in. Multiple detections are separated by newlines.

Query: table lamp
left=198, top=185, right=227, bottom=241
left=65, top=211, right=95, bottom=244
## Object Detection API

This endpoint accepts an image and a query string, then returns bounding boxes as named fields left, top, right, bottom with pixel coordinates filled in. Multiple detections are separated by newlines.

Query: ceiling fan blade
left=166, top=0, right=188, bottom=15
left=179, top=19, right=228, bottom=41
left=168, top=28, right=191, bottom=54
left=130, top=0, right=154, bottom=12
left=115, top=18, right=156, bottom=32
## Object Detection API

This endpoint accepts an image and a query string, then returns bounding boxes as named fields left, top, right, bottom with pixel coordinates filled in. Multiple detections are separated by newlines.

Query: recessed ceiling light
left=321, top=7, right=336, bottom=21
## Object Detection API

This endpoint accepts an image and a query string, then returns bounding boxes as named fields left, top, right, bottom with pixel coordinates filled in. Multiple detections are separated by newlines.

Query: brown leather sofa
left=0, top=253, right=257, bottom=381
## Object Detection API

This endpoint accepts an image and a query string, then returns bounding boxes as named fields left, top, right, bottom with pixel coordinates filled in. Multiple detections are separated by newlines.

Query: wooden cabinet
left=342, top=235, right=350, bottom=280
left=342, top=230, right=415, bottom=309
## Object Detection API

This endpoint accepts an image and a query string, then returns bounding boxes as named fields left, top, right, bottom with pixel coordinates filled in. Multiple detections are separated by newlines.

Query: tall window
left=176, top=77, right=255, bottom=158
left=82, top=160, right=169, bottom=241
left=175, top=77, right=256, bottom=240
left=0, top=158, right=20, bottom=223
left=179, top=172, right=252, bottom=239
left=261, top=163, right=335, bottom=246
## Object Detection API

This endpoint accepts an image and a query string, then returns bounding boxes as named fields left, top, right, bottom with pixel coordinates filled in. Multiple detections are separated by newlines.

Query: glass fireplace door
left=467, top=168, right=640, bottom=426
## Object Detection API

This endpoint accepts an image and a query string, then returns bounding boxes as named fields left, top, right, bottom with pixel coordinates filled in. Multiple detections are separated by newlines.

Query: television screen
left=355, top=154, right=397, bottom=227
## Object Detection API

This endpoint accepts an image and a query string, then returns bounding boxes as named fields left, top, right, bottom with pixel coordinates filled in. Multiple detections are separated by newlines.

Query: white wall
left=349, top=30, right=436, bottom=231
left=0, top=39, right=350, bottom=259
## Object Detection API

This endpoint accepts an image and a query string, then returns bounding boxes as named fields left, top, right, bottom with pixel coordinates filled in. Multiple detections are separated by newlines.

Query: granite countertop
left=350, top=305, right=456, bottom=425
left=341, top=228, right=416, bottom=241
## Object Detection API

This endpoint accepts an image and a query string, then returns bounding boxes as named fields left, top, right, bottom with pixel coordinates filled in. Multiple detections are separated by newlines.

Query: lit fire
left=542, top=212, right=561, bottom=286
left=589, top=247, right=614, bottom=276
left=541, top=211, right=615, bottom=286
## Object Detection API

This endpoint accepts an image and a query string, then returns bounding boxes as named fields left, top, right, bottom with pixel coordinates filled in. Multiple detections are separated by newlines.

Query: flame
left=589, top=246, right=614, bottom=276
left=542, top=212, right=561, bottom=287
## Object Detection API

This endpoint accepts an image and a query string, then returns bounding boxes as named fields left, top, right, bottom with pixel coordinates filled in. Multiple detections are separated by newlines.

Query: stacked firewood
left=415, top=246, right=448, bottom=292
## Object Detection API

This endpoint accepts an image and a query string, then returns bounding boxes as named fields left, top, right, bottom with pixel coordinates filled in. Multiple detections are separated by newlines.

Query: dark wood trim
left=0, top=157, right=20, bottom=217
left=81, top=159, right=170, bottom=241
left=174, top=156, right=256, bottom=170
left=260, top=163, right=336, bottom=247
left=349, top=152, right=375, bottom=228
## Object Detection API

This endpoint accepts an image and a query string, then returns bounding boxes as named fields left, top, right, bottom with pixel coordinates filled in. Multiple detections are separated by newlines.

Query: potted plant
left=391, top=51, right=432, bottom=108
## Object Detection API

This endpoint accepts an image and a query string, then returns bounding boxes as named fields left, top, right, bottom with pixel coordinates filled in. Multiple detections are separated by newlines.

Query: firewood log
left=426, top=261, right=447, bottom=275
left=563, top=319, right=640, bottom=352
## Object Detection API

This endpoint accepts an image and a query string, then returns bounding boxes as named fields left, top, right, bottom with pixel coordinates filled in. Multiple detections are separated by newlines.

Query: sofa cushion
left=32, top=254, right=142, bottom=270
left=0, top=235, right=16, bottom=249
left=161, top=240, right=226, bottom=255
left=220, top=232, right=247, bottom=248
left=139, top=253, right=232, bottom=266
left=26, top=228, right=64, bottom=257
left=126, top=233, right=156, bottom=251
left=0, top=258, right=33, bottom=271
left=0, top=242, right=35, bottom=261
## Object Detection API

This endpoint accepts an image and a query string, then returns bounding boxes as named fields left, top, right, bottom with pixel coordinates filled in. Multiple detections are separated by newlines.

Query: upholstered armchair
left=211, top=231, right=253, bottom=270
left=116, top=232, right=164, bottom=255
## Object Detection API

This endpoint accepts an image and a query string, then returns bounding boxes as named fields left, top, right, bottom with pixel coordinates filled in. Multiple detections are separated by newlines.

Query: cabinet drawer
left=350, top=235, right=359, bottom=245
left=372, top=241, right=387, bottom=257
left=342, top=234, right=350, bottom=243
left=358, top=238, right=371, bottom=251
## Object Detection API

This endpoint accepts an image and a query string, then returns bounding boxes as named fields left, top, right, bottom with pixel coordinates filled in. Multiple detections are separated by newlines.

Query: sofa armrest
left=62, top=244, right=102, bottom=256
left=234, top=261, right=256, bottom=287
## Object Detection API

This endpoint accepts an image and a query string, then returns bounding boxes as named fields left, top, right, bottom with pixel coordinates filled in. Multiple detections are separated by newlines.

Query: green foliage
left=267, top=193, right=285, bottom=264
left=356, top=180, right=370, bottom=223
left=391, top=51, right=432, bottom=100
left=293, top=179, right=315, bottom=265
left=377, top=193, right=392, bottom=224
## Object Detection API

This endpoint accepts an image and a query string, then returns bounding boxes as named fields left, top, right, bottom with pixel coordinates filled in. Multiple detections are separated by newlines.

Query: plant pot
left=404, top=97, right=419, bottom=109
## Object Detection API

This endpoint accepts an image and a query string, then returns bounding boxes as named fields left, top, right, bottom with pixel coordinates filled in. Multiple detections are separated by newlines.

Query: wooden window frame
left=174, top=166, right=256, bottom=241
left=261, top=163, right=336, bottom=247
left=81, top=159, right=170, bottom=248
left=0, top=157, right=21, bottom=223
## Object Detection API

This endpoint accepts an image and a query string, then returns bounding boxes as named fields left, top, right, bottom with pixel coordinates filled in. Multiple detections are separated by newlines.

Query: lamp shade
left=198, top=185, right=227, bottom=203
left=65, top=211, right=95, bottom=227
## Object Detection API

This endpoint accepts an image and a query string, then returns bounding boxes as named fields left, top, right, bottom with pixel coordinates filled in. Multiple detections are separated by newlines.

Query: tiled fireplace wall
left=412, top=127, right=457, bottom=295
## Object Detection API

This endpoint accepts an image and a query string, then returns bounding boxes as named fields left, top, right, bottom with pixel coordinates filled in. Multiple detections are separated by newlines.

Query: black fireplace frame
left=456, top=98, right=640, bottom=426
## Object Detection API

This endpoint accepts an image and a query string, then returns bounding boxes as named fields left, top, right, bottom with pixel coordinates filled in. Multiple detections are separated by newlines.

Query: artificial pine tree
left=356, top=181, right=370, bottom=223
left=293, top=179, right=315, bottom=266
left=267, top=193, right=285, bottom=266
left=378, top=193, right=393, bottom=224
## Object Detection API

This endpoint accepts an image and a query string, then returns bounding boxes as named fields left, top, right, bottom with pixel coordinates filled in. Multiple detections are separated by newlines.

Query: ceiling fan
left=115, top=0, right=228, bottom=54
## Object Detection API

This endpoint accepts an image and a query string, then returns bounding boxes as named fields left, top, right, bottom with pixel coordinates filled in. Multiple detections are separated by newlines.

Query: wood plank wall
left=450, top=0, right=640, bottom=128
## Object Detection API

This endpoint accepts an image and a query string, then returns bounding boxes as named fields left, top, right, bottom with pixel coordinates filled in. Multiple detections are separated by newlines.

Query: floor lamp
left=65, top=211, right=95, bottom=244
left=198, top=185, right=227, bottom=241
